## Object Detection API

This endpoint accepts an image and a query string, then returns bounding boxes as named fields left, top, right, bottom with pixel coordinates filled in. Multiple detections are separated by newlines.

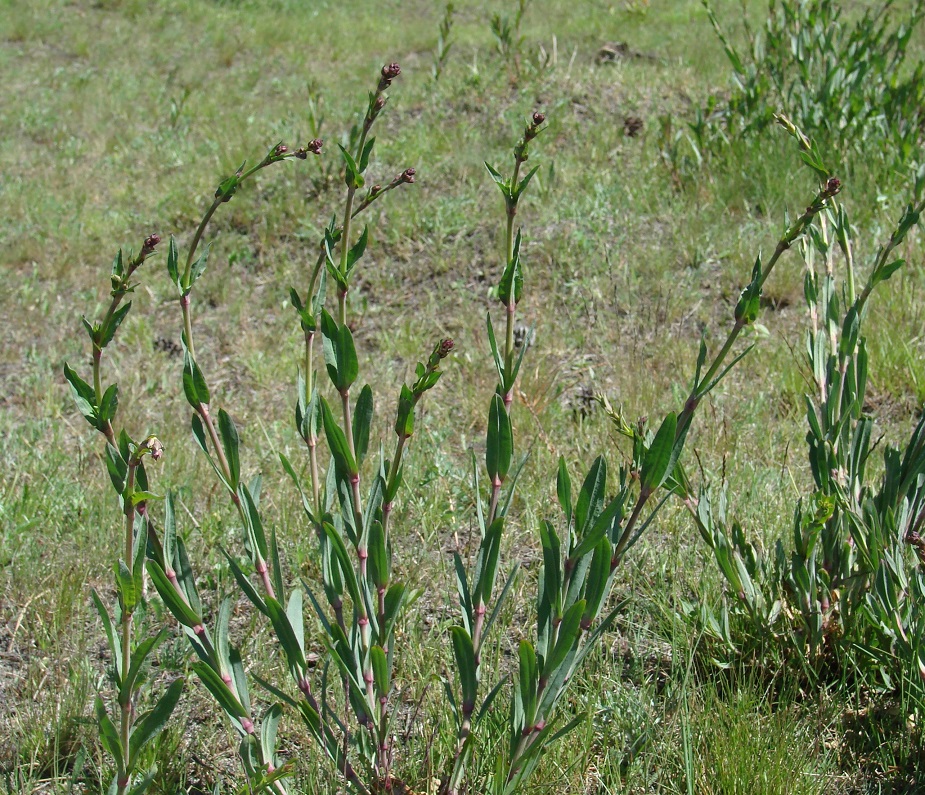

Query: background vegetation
left=2, top=0, right=924, bottom=792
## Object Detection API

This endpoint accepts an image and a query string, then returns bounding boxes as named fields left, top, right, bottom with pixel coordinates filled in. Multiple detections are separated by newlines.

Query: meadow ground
left=2, top=0, right=925, bottom=792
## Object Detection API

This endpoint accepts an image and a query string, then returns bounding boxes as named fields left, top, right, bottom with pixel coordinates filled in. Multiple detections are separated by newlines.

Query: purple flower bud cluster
left=296, top=139, right=324, bottom=159
left=378, top=62, right=402, bottom=92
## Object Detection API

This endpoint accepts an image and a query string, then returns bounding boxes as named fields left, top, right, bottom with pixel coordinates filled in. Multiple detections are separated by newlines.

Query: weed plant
left=691, top=134, right=925, bottom=709
left=663, top=0, right=925, bottom=181
left=61, top=44, right=874, bottom=791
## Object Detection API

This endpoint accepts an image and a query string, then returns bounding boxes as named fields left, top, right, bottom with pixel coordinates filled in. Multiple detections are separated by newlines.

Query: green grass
left=2, top=0, right=924, bottom=792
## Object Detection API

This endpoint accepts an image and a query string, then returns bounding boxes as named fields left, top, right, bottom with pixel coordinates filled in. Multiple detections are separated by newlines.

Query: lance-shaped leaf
left=484, top=161, right=511, bottom=199
left=482, top=564, right=520, bottom=640
left=260, top=704, right=283, bottom=766
left=91, top=589, right=121, bottom=681
left=473, top=517, right=504, bottom=606
left=734, top=254, right=763, bottom=326
left=338, top=143, right=364, bottom=190
left=128, top=678, right=184, bottom=768
left=63, top=363, right=98, bottom=427
left=105, top=443, right=128, bottom=495
left=571, top=493, right=623, bottom=562
left=116, top=558, right=138, bottom=614
left=191, top=415, right=232, bottom=493
left=541, top=599, right=585, bottom=681
left=321, top=310, right=359, bottom=393
left=217, top=409, right=241, bottom=490
left=146, top=560, right=202, bottom=628
left=321, top=397, right=358, bottom=478
left=95, top=697, right=124, bottom=773
left=582, top=537, right=613, bottom=624
left=192, top=661, right=250, bottom=726
left=367, top=519, right=389, bottom=590
left=358, top=137, right=376, bottom=173
left=221, top=548, right=268, bottom=616
left=370, top=645, right=390, bottom=698
left=381, top=583, right=408, bottom=643
left=557, top=457, right=572, bottom=527
left=322, top=522, right=362, bottom=609
left=121, top=628, right=169, bottom=708
left=450, top=627, right=477, bottom=711
left=486, top=394, right=513, bottom=482
left=454, top=553, right=473, bottom=634
left=100, top=302, right=132, bottom=349
left=345, top=225, right=369, bottom=275
left=239, top=483, right=268, bottom=561
left=486, top=312, right=505, bottom=386
left=517, top=640, right=538, bottom=730
left=640, top=412, right=679, bottom=494
left=514, top=164, right=540, bottom=200
left=187, top=243, right=211, bottom=291
left=574, top=456, right=606, bottom=543
left=265, top=595, right=307, bottom=677
left=96, top=383, right=118, bottom=426
left=394, top=383, right=415, bottom=439
left=353, top=385, right=374, bottom=465
left=166, top=236, right=181, bottom=292
left=182, top=349, right=210, bottom=408
left=498, top=229, right=524, bottom=306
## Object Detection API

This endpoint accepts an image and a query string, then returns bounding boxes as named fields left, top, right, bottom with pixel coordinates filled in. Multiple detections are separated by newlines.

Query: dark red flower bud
left=438, top=338, right=455, bottom=358
left=382, top=62, right=401, bottom=80
left=374, top=96, right=386, bottom=112
left=532, top=112, right=546, bottom=126
left=825, top=177, right=841, bottom=196
left=370, top=184, right=381, bottom=194
left=297, top=139, right=323, bottom=159
left=142, top=233, right=161, bottom=253
left=401, top=167, right=416, bottom=184
left=275, top=143, right=289, bottom=157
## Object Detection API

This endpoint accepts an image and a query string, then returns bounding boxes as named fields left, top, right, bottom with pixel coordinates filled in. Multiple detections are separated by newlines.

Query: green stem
left=116, top=461, right=138, bottom=795
left=502, top=158, right=524, bottom=402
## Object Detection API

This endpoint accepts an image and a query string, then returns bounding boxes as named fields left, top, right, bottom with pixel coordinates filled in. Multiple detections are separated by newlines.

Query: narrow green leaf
left=367, top=519, right=389, bottom=590
left=574, top=456, right=606, bottom=541
left=556, top=457, right=572, bottom=528
left=320, top=397, right=358, bottom=477
left=166, top=236, right=180, bottom=290
left=117, top=559, right=137, bottom=613
left=217, top=409, right=240, bottom=490
left=345, top=225, right=369, bottom=274
left=220, top=548, right=268, bottom=616
left=353, top=385, right=374, bottom=465
left=542, top=599, right=585, bottom=680
left=370, top=645, right=389, bottom=697
left=91, top=589, right=120, bottom=681
left=286, top=589, right=305, bottom=661
left=486, top=312, right=505, bottom=385
left=260, top=704, right=283, bottom=762
left=128, top=678, right=184, bottom=767
left=265, top=596, right=307, bottom=676
left=450, top=627, right=477, bottom=709
left=63, top=362, right=97, bottom=426
left=640, top=412, right=678, bottom=493
left=100, top=302, right=132, bottom=348
left=486, top=394, right=513, bottom=482
left=192, top=661, right=248, bottom=722
left=95, top=697, right=124, bottom=773
left=146, top=561, right=201, bottom=628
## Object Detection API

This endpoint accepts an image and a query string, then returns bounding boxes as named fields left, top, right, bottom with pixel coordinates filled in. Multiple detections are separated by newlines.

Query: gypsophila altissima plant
left=65, top=236, right=184, bottom=795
